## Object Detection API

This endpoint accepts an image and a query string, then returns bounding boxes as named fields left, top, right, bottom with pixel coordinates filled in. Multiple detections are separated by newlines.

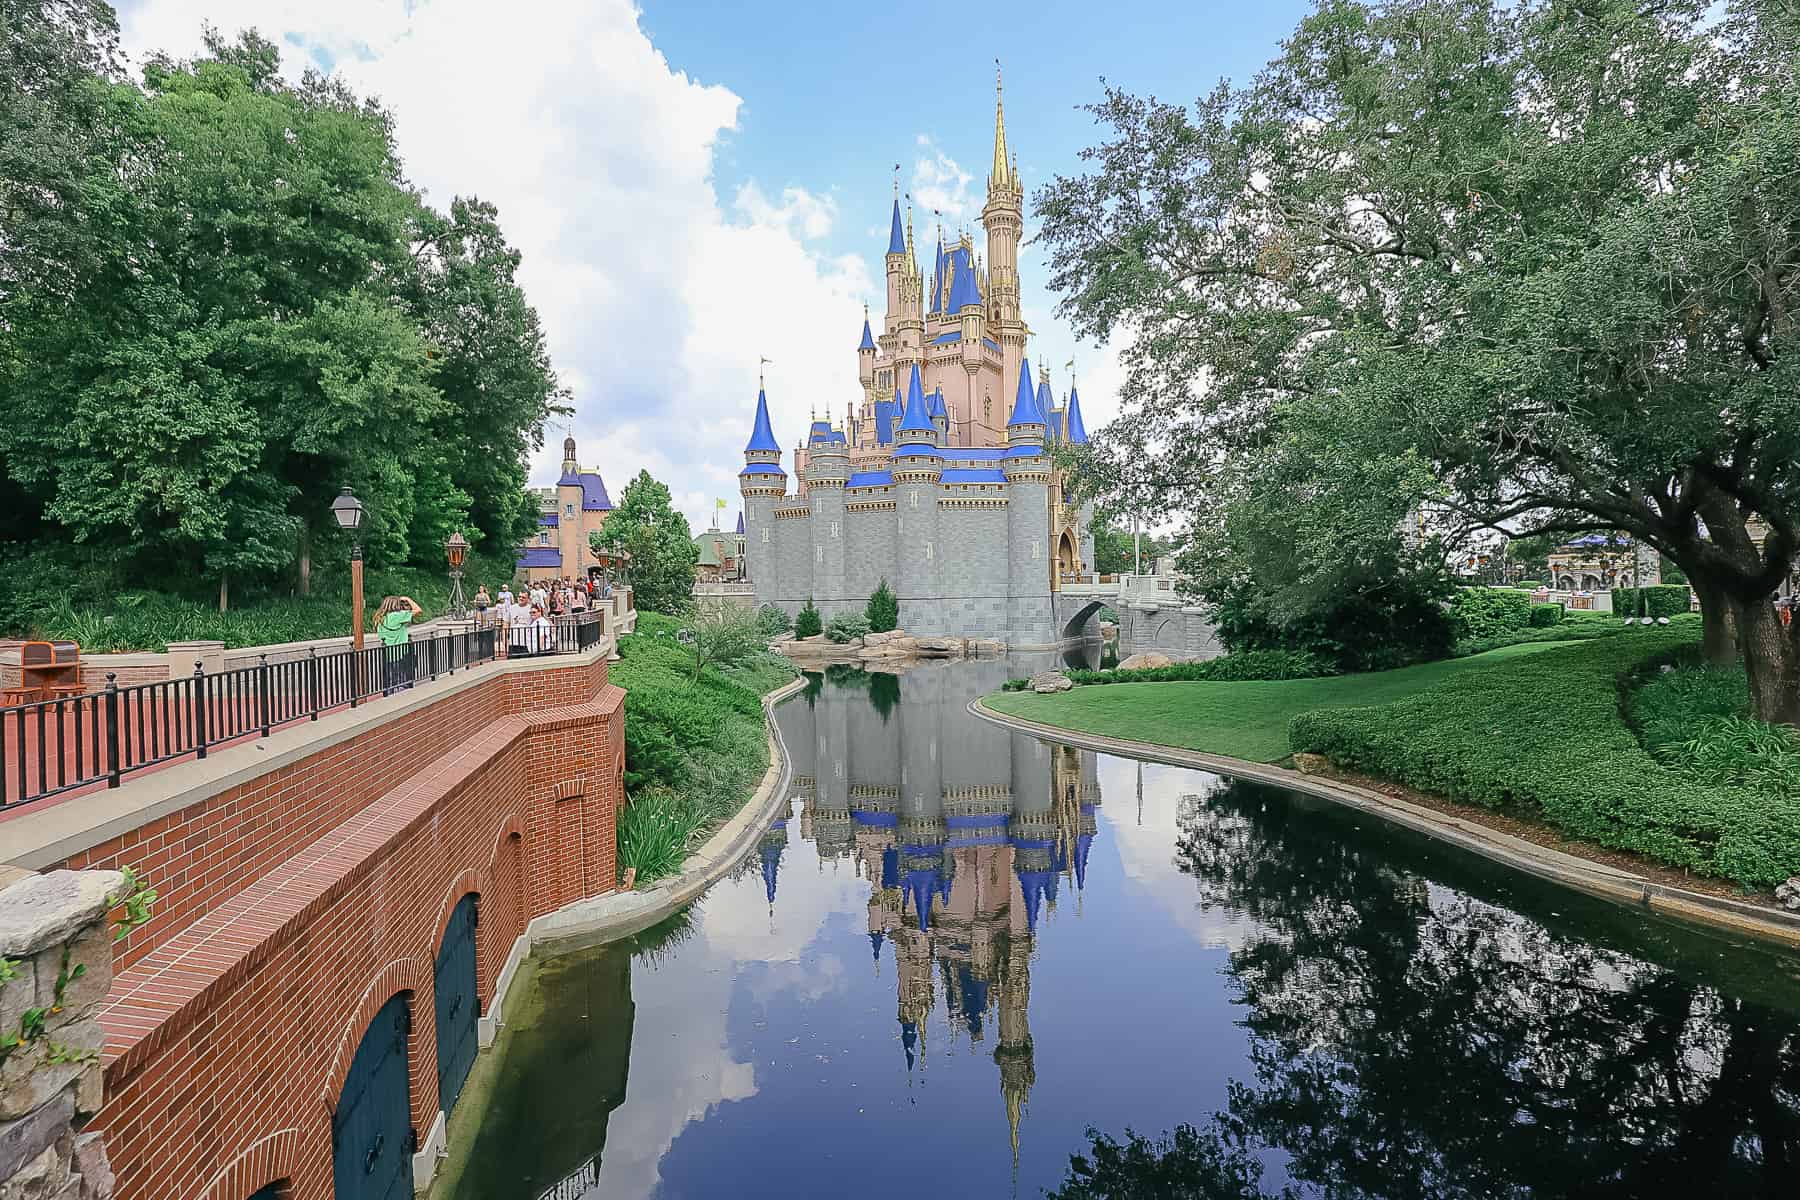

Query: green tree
left=1089, top=508, right=1170, bottom=576
left=794, top=598, right=822, bottom=640
left=865, top=579, right=899, bottom=633
left=591, top=471, right=697, bottom=615
left=682, top=609, right=761, bottom=684
left=1037, top=0, right=1800, bottom=722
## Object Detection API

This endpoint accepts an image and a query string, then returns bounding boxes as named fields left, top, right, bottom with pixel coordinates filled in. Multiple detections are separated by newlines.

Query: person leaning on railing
left=375, top=595, right=423, bottom=694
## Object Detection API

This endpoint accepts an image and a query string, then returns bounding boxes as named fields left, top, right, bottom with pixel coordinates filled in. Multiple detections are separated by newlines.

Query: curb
left=522, top=675, right=807, bottom=957
left=970, top=697, right=1800, bottom=950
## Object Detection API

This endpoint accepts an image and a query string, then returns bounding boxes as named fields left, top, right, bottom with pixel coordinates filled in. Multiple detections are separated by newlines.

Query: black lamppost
left=445, top=531, right=470, bottom=619
left=331, top=488, right=366, bottom=649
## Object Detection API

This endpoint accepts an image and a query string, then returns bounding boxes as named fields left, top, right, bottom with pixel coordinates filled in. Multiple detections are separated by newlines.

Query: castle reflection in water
left=761, top=658, right=1098, bottom=1158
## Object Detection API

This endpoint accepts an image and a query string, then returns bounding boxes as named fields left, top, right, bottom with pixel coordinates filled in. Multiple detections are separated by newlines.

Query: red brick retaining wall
left=60, top=652, right=624, bottom=1200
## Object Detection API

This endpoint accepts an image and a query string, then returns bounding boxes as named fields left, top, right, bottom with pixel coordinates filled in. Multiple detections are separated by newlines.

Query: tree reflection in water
left=1052, top=779, right=1800, bottom=1200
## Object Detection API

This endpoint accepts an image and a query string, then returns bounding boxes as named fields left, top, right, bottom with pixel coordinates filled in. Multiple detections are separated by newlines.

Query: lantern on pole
left=445, top=531, right=470, bottom=619
left=331, top=488, right=367, bottom=649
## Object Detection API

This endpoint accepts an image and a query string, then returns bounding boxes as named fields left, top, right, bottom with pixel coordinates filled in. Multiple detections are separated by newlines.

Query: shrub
left=1677, top=716, right=1800, bottom=793
left=1527, top=603, right=1562, bottom=627
left=1451, top=587, right=1534, bottom=639
left=825, top=613, right=870, bottom=643
left=1214, top=576, right=1456, bottom=673
left=1516, top=580, right=1544, bottom=590
left=794, top=598, right=823, bottom=639
left=1611, top=585, right=1691, bottom=620
left=755, top=604, right=791, bottom=637
left=1289, top=626, right=1800, bottom=888
left=1627, top=659, right=1748, bottom=758
left=865, top=579, right=899, bottom=633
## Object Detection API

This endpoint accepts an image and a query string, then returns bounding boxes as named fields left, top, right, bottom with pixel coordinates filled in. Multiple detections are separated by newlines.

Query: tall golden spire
left=991, top=61, right=1012, bottom=193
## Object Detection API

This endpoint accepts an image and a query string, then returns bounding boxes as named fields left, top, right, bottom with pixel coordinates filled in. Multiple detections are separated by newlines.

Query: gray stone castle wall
left=747, top=465, right=1062, bottom=646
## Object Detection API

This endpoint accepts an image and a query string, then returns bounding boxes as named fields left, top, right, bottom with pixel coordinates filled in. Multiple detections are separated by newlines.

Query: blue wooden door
left=333, top=993, right=413, bottom=1200
left=434, top=893, right=480, bottom=1117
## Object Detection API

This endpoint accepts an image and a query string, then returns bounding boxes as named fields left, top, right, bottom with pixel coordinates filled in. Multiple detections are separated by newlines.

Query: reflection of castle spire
left=759, top=818, right=788, bottom=920
left=994, top=930, right=1035, bottom=1169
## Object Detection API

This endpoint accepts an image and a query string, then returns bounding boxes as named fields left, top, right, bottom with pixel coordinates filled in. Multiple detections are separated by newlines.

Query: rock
left=0, top=1041, right=84, bottom=1122
left=912, top=636, right=966, bottom=657
left=1292, top=753, right=1330, bottom=776
left=71, top=1133, right=112, bottom=1197
left=967, top=639, right=1006, bottom=655
left=0, top=872, right=126, bottom=960
left=863, top=629, right=906, bottom=645
left=1118, top=652, right=1173, bottom=671
left=1776, top=877, right=1800, bottom=912
left=0, top=1089, right=73, bottom=1180
left=857, top=643, right=908, bottom=659
left=1028, top=670, right=1073, bottom=694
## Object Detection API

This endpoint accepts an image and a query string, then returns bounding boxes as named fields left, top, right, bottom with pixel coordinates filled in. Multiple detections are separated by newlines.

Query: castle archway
left=1056, top=529, right=1078, bottom=579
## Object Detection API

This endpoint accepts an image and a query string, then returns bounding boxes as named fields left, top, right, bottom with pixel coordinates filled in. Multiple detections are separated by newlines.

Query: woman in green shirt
left=375, top=595, right=423, bottom=694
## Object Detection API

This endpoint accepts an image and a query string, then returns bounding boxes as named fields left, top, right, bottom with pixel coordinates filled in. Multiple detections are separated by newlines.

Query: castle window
left=761, top=527, right=770, bottom=543
left=1032, top=540, right=1041, bottom=559
left=539, top=532, right=550, bottom=545
left=910, top=490, right=919, bottom=510
left=565, top=503, right=575, bottom=518
left=925, top=542, right=933, bottom=561
left=830, top=521, right=840, bottom=538
left=816, top=546, right=823, bottom=563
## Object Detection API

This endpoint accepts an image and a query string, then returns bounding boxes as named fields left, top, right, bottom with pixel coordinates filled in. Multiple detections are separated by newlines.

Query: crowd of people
left=470, top=576, right=614, bottom=657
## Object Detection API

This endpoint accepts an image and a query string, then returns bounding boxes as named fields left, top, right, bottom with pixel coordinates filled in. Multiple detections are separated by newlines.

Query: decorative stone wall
left=0, top=869, right=123, bottom=1200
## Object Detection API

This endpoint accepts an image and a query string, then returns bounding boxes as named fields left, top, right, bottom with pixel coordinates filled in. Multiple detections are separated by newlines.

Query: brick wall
left=58, top=652, right=624, bottom=1200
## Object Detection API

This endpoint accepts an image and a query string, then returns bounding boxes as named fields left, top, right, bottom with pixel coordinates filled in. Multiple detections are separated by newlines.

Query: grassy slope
left=986, top=640, right=1575, bottom=763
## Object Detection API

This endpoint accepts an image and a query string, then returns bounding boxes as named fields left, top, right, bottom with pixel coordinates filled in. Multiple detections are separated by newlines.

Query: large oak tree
left=1037, top=0, right=1800, bottom=721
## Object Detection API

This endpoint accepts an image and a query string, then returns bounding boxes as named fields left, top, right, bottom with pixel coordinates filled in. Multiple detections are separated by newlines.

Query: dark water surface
left=442, top=658, right=1800, bottom=1200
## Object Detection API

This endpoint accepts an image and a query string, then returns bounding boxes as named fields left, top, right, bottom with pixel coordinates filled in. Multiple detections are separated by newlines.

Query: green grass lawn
left=985, top=640, right=1576, bottom=763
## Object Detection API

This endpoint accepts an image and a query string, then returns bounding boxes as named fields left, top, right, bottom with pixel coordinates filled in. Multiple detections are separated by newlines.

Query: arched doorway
left=333, top=993, right=413, bottom=1200
left=434, top=893, right=480, bottom=1117
left=1057, top=528, right=1078, bottom=579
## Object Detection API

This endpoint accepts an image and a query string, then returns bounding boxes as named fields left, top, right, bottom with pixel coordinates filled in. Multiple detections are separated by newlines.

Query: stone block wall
left=0, top=870, right=124, bottom=1200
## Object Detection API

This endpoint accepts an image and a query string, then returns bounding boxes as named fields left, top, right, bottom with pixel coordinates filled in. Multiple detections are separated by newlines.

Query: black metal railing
left=1, top=613, right=602, bottom=812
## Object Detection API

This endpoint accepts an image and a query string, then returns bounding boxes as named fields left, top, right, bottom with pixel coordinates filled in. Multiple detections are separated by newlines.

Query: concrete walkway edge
left=518, top=675, right=808, bottom=959
left=970, top=697, right=1800, bottom=950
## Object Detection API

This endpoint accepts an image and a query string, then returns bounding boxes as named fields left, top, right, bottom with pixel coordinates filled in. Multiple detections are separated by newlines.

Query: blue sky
left=118, top=0, right=1312, bottom=530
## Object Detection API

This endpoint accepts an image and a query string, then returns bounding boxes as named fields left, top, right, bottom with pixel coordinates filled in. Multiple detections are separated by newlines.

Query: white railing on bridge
left=1059, top=573, right=1184, bottom=603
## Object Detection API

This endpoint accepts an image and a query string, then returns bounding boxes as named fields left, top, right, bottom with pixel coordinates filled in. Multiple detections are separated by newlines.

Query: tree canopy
left=1037, top=0, right=1800, bottom=720
left=591, top=471, right=698, bottom=615
left=0, top=9, right=564, bottom=611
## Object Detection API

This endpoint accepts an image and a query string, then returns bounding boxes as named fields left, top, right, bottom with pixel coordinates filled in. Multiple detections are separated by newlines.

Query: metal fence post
left=258, top=653, right=272, bottom=739
left=192, top=660, right=209, bottom=760
left=309, top=646, right=321, bottom=720
left=104, top=673, right=122, bottom=789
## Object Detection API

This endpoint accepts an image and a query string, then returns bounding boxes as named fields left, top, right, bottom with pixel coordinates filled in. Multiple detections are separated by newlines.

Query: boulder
left=1118, top=652, right=1173, bottom=671
left=1777, top=877, right=1800, bottom=912
left=857, top=642, right=909, bottom=659
left=967, top=639, right=1006, bottom=655
left=913, top=636, right=966, bottom=657
left=863, top=629, right=907, bottom=645
left=1028, top=670, right=1074, bottom=694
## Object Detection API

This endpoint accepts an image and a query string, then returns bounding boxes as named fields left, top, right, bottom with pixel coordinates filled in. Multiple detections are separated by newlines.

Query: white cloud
left=909, top=138, right=975, bottom=225
left=117, top=0, right=870, bottom=533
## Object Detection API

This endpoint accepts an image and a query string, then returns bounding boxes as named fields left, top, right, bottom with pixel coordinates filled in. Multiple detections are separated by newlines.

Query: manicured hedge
left=1528, top=602, right=1563, bottom=627
left=1611, top=584, right=1691, bottom=620
left=1002, top=648, right=1328, bottom=690
left=1451, top=587, right=1534, bottom=639
left=1288, top=626, right=1800, bottom=888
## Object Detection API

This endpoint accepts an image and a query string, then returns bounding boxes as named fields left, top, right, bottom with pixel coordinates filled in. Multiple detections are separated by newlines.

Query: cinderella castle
left=740, top=77, right=1093, bottom=648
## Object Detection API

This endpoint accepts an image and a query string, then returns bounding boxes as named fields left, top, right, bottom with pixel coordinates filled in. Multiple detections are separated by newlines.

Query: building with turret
left=517, top=435, right=615, bottom=582
left=740, top=77, right=1093, bottom=647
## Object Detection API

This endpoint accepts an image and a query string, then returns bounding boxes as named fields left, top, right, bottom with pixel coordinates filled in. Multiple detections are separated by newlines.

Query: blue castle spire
left=858, top=313, right=876, bottom=351
left=744, top=386, right=780, bottom=454
left=1065, top=382, right=1088, bottom=444
left=1009, top=358, right=1045, bottom=428
left=898, top=364, right=933, bottom=435
left=888, top=195, right=906, bottom=255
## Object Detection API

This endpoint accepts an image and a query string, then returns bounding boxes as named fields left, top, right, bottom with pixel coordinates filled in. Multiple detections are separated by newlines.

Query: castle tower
left=857, top=307, right=876, bottom=403
left=984, top=67, right=1028, bottom=405
left=739, top=384, right=787, bottom=607
left=893, top=364, right=942, bottom=632
left=1064, top=379, right=1095, bottom=570
left=994, top=929, right=1036, bottom=1167
left=804, top=417, right=850, bottom=618
left=1004, top=359, right=1053, bottom=643
left=884, top=188, right=907, bottom=322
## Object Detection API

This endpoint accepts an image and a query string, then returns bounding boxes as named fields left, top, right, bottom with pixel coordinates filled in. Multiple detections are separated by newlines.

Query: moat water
left=439, top=657, right=1800, bottom=1199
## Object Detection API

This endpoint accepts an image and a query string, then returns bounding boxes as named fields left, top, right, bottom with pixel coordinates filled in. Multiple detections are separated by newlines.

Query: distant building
left=1547, top=534, right=1653, bottom=593
left=516, top=436, right=614, bottom=582
left=693, top=516, right=745, bottom=583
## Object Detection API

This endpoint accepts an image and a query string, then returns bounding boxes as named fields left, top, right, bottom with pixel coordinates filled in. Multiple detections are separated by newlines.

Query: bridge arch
left=1061, top=599, right=1108, bottom=641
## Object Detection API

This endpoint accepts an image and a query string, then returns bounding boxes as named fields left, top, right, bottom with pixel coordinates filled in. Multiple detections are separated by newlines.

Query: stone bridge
left=1055, top=574, right=1224, bottom=660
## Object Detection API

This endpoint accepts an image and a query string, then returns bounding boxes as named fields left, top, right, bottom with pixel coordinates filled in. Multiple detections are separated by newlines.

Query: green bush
left=1627, top=660, right=1748, bottom=758
left=1611, top=585, right=1691, bottom=620
left=1289, top=625, right=1800, bottom=888
left=610, top=615, right=790, bottom=884
left=1527, top=603, right=1563, bottom=627
left=1452, top=620, right=1622, bottom=657
left=865, top=579, right=899, bottom=633
left=826, top=613, right=870, bottom=643
left=1006, top=648, right=1329, bottom=690
left=755, top=604, right=791, bottom=637
left=1450, top=587, right=1534, bottom=639
left=1515, top=580, right=1543, bottom=590
left=794, top=598, right=822, bottom=639
left=1215, top=575, right=1456, bottom=673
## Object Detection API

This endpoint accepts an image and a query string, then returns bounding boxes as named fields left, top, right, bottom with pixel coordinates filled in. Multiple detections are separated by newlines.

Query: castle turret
left=857, top=307, right=876, bottom=397
left=884, top=188, right=907, bottom=320
left=804, top=416, right=850, bottom=618
left=739, top=384, right=788, bottom=607
left=1005, top=360, right=1053, bottom=644
left=893, top=364, right=942, bottom=631
left=984, top=67, right=1028, bottom=401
